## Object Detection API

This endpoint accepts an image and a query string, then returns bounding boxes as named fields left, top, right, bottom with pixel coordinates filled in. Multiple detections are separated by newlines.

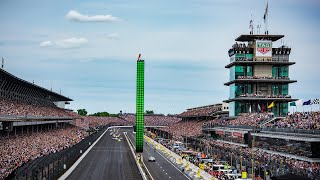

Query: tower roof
left=235, top=34, right=284, bottom=42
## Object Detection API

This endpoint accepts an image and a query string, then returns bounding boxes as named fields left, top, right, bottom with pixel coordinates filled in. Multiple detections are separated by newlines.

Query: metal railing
left=262, top=127, right=320, bottom=135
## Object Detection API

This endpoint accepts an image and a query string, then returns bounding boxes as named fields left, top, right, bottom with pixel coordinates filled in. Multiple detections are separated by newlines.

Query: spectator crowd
left=0, top=97, right=71, bottom=117
left=237, top=93, right=291, bottom=98
left=0, top=126, right=87, bottom=179
left=73, top=116, right=127, bottom=130
left=237, top=76, right=290, bottom=80
left=204, top=113, right=272, bottom=128
left=203, top=139, right=320, bottom=180
left=180, top=106, right=222, bottom=117
left=266, top=111, right=320, bottom=130
left=161, top=120, right=204, bottom=140
left=120, top=114, right=181, bottom=126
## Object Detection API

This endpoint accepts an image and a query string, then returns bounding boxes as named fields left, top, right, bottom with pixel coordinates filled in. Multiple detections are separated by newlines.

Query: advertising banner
left=216, top=130, right=224, bottom=135
left=256, top=40, right=272, bottom=57
left=232, top=132, right=243, bottom=137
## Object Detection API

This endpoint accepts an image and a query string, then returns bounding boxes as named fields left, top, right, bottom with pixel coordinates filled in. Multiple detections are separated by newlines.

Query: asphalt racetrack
left=127, top=130, right=189, bottom=180
left=67, top=128, right=142, bottom=180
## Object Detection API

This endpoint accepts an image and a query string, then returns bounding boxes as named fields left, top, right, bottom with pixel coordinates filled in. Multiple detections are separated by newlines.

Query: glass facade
left=230, top=66, right=235, bottom=81
left=271, top=84, right=288, bottom=95
left=231, top=101, right=288, bottom=116
left=230, top=65, right=253, bottom=80
left=272, top=66, right=289, bottom=78
left=230, top=84, right=254, bottom=98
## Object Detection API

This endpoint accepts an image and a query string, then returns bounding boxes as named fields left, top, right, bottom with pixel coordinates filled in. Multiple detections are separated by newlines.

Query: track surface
left=67, top=128, right=142, bottom=180
left=127, top=131, right=189, bottom=180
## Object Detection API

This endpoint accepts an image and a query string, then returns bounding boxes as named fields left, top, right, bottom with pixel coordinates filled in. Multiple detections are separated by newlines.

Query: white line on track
left=149, top=142, right=191, bottom=180
left=59, top=127, right=111, bottom=180
left=129, top=132, right=190, bottom=180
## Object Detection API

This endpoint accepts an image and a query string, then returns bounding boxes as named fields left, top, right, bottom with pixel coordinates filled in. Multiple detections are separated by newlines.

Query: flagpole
left=264, top=0, right=269, bottom=35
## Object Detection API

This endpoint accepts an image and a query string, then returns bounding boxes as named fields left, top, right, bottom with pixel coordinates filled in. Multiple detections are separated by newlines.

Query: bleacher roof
left=0, top=68, right=72, bottom=101
left=186, top=103, right=222, bottom=111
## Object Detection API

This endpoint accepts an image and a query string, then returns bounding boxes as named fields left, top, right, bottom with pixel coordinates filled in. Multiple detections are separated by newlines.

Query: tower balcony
left=224, top=77, right=297, bottom=86
left=224, top=97, right=298, bottom=103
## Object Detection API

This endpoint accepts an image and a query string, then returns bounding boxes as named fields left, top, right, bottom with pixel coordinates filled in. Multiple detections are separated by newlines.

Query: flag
left=249, top=105, right=252, bottom=113
left=263, top=1, right=268, bottom=23
left=312, top=98, right=319, bottom=104
left=303, top=100, right=311, bottom=106
left=258, top=104, right=261, bottom=111
left=289, top=102, right=296, bottom=106
left=267, top=101, right=274, bottom=109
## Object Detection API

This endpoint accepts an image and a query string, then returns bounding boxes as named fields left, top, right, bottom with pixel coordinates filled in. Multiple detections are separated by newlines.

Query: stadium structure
left=0, top=68, right=74, bottom=134
left=224, top=34, right=298, bottom=117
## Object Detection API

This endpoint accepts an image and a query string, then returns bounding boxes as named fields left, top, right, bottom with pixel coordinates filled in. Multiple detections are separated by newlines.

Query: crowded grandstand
left=1, top=67, right=320, bottom=180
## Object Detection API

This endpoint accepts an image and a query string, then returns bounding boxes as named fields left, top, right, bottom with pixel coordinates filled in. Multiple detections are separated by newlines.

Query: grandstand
left=0, top=68, right=76, bottom=135
left=0, top=69, right=127, bottom=179
left=179, top=103, right=229, bottom=120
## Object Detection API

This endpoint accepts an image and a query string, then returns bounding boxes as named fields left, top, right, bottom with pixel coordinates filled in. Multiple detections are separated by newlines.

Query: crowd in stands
left=0, top=97, right=70, bottom=117
left=73, top=116, right=126, bottom=130
left=237, top=93, right=291, bottom=98
left=266, top=111, right=320, bottom=130
left=237, top=76, right=290, bottom=80
left=0, top=125, right=87, bottom=179
left=203, top=139, right=320, bottom=180
left=180, top=106, right=222, bottom=117
left=204, top=113, right=272, bottom=128
left=254, top=138, right=313, bottom=158
left=150, top=131, right=320, bottom=180
left=160, top=120, right=204, bottom=140
left=218, top=135, right=245, bottom=144
left=120, top=114, right=181, bottom=126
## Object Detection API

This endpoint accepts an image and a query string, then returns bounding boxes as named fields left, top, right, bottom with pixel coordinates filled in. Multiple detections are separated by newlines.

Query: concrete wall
left=254, top=65, right=272, bottom=77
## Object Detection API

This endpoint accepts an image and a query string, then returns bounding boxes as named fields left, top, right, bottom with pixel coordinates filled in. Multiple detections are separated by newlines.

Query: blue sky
left=0, top=0, right=319, bottom=114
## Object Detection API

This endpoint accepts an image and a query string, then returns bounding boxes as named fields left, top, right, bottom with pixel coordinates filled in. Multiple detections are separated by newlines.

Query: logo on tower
left=256, top=40, right=272, bottom=57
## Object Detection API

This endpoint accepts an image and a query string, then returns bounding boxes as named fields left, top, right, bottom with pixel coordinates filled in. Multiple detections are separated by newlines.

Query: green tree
left=90, top=112, right=110, bottom=117
left=145, top=110, right=154, bottom=115
left=77, top=109, right=88, bottom=116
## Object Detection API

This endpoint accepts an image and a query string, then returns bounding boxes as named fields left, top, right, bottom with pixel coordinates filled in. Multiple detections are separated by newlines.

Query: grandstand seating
left=120, top=114, right=181, bottom=126
left=0, top=125, right=86, bottom=179
left=0, top=97, right=71, bottom=117
left=0, top=115, right=125, bottom=179
left=265, top=111, right=320, bottom=130
left=203, top=139, right=320, bottom=180
left=179, top=106, right=222, bottom=117
left=203, top=113, right=272, bottom=128
left=160, top=120, right=204, bottom=140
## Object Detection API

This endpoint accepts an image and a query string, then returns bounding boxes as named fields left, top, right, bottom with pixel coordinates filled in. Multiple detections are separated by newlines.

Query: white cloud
left=55, top=37, right=88, bottom=48
left=40, top=40, right=53, bottom=47
left=40, top=37, right=88, bottom=49
left=107, top=32, right=119, bottom=40
left=65, top=10, right=120, bottom=23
